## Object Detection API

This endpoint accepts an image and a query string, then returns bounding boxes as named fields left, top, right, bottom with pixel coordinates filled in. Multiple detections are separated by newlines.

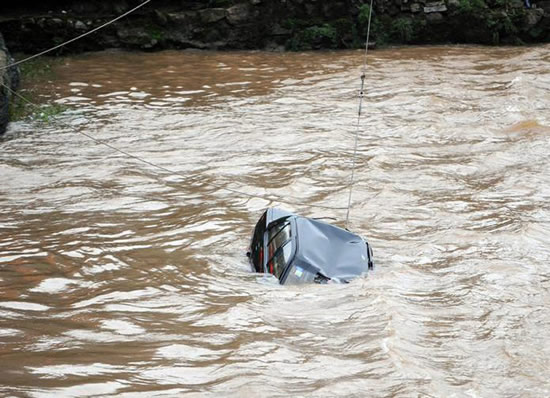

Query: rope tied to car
left=345, top=0, right=374, bottom=229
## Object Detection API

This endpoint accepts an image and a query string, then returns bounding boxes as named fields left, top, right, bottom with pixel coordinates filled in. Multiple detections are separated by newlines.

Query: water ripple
left=1, top=45, right=550, bottom=397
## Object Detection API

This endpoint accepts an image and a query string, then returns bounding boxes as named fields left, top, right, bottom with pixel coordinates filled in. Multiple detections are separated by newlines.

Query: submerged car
left=247, top=208, right=374, bottom=284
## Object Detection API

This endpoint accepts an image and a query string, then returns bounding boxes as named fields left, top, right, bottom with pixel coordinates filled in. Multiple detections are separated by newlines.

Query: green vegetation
left=282, top=17, right=324, bottom=31
left=9, top=93, right=68, bottom=123
left=333, top=18, right=354, bottom=47
left=357, top=5, right=427, bottom=46
left=284, top=3, right=433, bottom=50
left=492, top=0, right=514, bottom=8
left=208, top=0, right=232, bottom=7
left=487, top=12, right=515, bottom=43
left=451, top=0, right=527, bottom=44
left=146, top=25, right=165, bottom=42
left=457, top=0, right=487, bottom=15
left=35, top=103, right=68, bottom=123
left=286, top=23, right=338, bottom=50
left=284, top=4, right=390, bottom=51
left=358, top=4, right=372, bottom=29
left=357, top=4, right=417, bottom=46
left=355, top=0, right=532, bottom=47
left=8, top=94, right=28, bottom=122
left=390, top=18, right=415, bottom=43
left=18, top=57, right=59, bottom=81
left=357, top=4, right=386, bottom=45
left=8, top=57, right=67, bottom=122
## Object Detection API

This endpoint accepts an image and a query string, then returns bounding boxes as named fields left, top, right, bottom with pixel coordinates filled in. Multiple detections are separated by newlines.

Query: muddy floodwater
left=1, top=45, right=550, bottom=397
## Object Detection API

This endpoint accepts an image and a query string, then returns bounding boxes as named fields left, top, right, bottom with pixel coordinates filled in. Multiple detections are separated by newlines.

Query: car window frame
left=267, top=218, right=290, bottom=244
left=250, top=211, right=267, bottom=272
left=267, top=240, right=293, bottom=279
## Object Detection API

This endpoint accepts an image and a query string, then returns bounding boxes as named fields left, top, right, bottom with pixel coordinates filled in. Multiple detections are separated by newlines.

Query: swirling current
left=1, top=45, right=550, bottom=397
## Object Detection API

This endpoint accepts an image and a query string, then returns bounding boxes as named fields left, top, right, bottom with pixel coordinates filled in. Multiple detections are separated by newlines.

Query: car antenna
left=345, top=0, right=374, bottom=229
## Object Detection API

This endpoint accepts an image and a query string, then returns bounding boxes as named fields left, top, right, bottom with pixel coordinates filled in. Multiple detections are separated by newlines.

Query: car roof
left=291, top=217, right=370, bottom=281
left=266, top=208, right=371, bottom=281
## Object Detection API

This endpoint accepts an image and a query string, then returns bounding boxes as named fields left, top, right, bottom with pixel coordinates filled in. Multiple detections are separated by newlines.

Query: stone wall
left=0, top=32, right=20, bottom=135
left=0, top=0, right=548, bottom=55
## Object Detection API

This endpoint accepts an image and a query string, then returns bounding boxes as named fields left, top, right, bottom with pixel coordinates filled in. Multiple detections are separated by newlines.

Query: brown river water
left=1, top=45, right=550, bottom=397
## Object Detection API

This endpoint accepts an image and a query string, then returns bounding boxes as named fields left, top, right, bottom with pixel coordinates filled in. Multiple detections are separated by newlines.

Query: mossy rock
left=286, top=24, right=338, bottom=50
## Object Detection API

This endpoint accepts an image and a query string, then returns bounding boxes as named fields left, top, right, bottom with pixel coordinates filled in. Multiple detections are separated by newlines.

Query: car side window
left=268, top=241, right=293, bottom=278
left=269, top=221, right=290, bottom=245
left=266, top=222, right=292, bottom=278
left=267, top=223, right=290, bottom=260
left=267, top=219, right=290, bottom=244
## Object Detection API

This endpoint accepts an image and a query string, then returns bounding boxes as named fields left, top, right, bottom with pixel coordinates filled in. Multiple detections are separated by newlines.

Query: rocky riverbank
left=1, top=0, right=549, bottom=55
left=0, top=33, right=20, bottom=135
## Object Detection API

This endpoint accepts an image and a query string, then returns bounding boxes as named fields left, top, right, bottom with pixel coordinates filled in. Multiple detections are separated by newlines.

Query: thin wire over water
left=2, top=82, right=347, bottom=212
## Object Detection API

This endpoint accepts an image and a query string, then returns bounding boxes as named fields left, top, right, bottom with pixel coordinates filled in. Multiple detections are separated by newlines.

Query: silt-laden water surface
left=1, top=45, right=550, bottom=397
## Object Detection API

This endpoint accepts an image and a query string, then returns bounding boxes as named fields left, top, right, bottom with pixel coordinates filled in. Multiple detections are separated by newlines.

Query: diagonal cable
left=2, top=81, right=347, bottom=211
